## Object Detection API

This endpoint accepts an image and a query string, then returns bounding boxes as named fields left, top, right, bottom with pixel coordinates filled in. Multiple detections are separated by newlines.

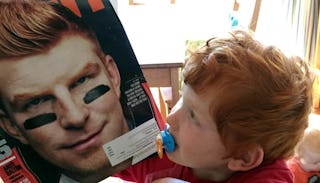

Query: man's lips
left=62, top=127, right=104, bottom=152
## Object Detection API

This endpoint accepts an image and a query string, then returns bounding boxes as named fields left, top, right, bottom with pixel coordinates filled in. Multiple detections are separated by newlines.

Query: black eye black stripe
left=24, top=113, right=57, bottom=130
left=83, top=84, right=110, bottom=104
left=23, top=85, right=110, bottom=130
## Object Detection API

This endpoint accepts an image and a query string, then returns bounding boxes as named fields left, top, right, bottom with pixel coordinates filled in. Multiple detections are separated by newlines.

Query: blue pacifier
left=156, top=124, right=175, bottom=158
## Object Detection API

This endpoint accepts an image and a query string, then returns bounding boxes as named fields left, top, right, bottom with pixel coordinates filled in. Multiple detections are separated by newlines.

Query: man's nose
left=54, top=87, right=89, bottom=129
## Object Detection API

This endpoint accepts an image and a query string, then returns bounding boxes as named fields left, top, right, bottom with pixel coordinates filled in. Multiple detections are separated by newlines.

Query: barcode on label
left=105, top=146, right=114, bottom=157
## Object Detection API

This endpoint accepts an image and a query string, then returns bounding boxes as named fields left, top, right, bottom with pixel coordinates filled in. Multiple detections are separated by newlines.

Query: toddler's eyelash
left=190, top=110, right=195, bottom=118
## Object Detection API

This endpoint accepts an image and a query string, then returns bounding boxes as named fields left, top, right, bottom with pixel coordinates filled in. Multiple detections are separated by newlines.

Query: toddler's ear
left=227, top=145, right=264, bottom=171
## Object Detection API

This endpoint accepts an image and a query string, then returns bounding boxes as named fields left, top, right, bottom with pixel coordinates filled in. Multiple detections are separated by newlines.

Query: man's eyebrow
left=12, top=62, right=100, bottom=105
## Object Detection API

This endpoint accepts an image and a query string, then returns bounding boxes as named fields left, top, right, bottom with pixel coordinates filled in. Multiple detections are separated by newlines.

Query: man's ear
left=103, top=55, right=121, bottom=98
left=0, top=110, right=28, bottom=145
left=227, top=145, right=264, bottom=171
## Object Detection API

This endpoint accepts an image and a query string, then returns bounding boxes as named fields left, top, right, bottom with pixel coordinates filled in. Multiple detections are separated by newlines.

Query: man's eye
left=71, top=76, right=89, bottom=89
left=25, top=96, right=53, bottom=109
left=30, top=98, right=42, bottom=106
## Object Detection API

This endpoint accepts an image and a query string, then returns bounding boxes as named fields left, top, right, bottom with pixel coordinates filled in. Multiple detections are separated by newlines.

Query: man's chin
left=63, top=161, right=109, bottom=182
left=63, top=150, right=109, bottom=173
